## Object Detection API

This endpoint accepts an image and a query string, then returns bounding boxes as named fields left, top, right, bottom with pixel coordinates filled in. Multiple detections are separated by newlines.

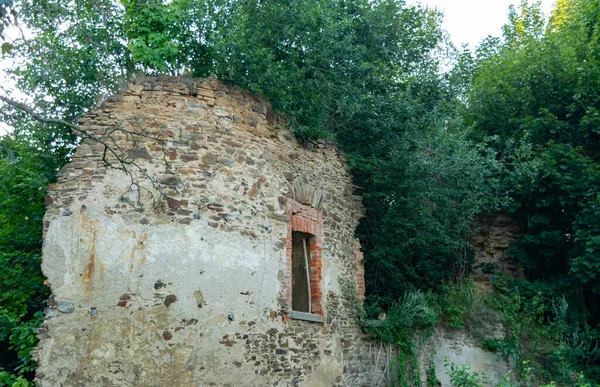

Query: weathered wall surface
left=36, top=77, right=387, bottom=386
left=416, top=327, right=509, bottom=386
left=472, top=213, right=523, bottom=291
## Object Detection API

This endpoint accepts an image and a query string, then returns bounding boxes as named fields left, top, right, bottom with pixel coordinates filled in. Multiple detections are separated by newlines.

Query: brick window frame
left=354, top=239, right=366, bottom=305
left=285, top=201, right=324, bottom=318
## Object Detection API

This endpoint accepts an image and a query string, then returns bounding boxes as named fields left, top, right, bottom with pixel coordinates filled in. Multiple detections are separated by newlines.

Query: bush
left=445, top=361, right=490, bottom=387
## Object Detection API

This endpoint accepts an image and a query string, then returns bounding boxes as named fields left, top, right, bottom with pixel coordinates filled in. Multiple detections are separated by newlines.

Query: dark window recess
left=291, top=231, right=312, bottom=313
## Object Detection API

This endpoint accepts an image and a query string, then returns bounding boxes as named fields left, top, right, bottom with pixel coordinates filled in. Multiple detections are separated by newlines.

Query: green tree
left=467, top=0, right=600, bottom=378
left=0, top=129, right=70, bottom=383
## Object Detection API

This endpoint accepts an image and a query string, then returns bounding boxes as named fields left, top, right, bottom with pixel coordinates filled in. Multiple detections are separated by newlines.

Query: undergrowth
left=362, top=276, right=600, bottom=386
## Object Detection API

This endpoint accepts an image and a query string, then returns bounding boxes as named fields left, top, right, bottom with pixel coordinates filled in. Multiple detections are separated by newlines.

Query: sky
left=411, top=0, right=557, bottom=49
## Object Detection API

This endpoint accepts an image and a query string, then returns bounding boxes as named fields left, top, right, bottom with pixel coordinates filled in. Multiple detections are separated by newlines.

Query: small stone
left=193, top=290, right=204, bottom=307
left=207, top=203, right=224, bottom=211
left=219, top=339, right=236, bottom=347
left=283, top=172, right=296, bottom=181
left=251, top=104, right=266, bottom=114
left=181, top=154, right=198, bottom=162
left=303, top=141, right=315, bottom=151
left=248, top=184, right=259, bottom=198
left=163, top=331, right=173, bottom=340
left=127, top=147, right=153, bottom=160
left=159, top=176, right=181, bottom=186
left=62, top=209, right=71, bottom=217
left=165, top=197, right=181, bottom=210
left=187, top=102, right=208, bottom=109
left=218, top=157, right=235, bottom=167
left=202, top=153, right=218, bottom=165
left=154, top=281, right=165, bottom=290
left=57, top=301, right=75, bottom=313
left=193, top=213, right=201, bottom=220
left=164, top=294, right=177, bottom=308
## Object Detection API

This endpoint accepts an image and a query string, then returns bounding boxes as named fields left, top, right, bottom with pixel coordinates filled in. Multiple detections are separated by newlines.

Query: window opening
left=292, top=231, right=312, bottom=313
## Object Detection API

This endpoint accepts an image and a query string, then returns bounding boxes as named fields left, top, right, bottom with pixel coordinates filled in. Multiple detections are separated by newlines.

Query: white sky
left=413, top=0, right=557, bottom=49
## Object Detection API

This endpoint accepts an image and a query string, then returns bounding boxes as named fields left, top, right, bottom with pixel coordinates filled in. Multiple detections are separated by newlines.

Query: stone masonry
left=471, top=213, right=524, bottom=291
left=35, top=77, right=391, bottom=386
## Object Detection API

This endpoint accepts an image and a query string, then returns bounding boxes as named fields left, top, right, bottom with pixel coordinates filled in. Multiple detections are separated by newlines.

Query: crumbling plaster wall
left=36, top=77, right=386, bottom=386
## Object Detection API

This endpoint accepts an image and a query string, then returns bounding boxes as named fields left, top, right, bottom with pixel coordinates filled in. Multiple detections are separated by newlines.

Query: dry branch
left=0, top=94, right=170, bottom=210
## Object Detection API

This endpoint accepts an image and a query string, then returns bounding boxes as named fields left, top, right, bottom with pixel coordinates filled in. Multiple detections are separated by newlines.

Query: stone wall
left=35, top=77, right=389, bottom=386
left=471, top=213, right=523, bottom=291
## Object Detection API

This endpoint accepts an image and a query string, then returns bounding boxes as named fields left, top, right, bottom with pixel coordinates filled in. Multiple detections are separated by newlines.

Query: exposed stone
left=165, top=197, right=181, bottom=210
left=193, top=290, right=204, bottom=308
left=181, top=154, right=198, bottom=162
left=159, top=176, right=181, bottom=186
left=202, top=153, right=218, bottom=165
left=164, top=294, right=178, bottom=308
left=57, top=301, right=75, bottom=314
left=471, top=213, right=523, bottom=291
left=218, top=157, right=235, bottom=167
left=127, top=147, right=153, bottom=160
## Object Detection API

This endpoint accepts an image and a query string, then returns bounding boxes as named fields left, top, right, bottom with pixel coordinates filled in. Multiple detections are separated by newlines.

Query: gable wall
left=36, top=77, right=388, bottom=386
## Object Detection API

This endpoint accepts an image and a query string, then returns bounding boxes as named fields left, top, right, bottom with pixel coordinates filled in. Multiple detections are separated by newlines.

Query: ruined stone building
left=35, top=78, right=383, bottom=386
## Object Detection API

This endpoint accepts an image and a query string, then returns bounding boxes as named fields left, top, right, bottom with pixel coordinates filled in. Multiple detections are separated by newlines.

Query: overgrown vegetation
left=1, top=0, right=600, bottom=385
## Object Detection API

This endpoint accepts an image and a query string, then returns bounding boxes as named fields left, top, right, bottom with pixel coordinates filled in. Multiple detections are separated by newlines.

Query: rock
left=193, top=290, right=204, bottom=308
left=202, top=153, right=218, bottom=165
left=127, top=147, right=153, bottom=160
left=164, top=294, right=177, bottom=308
left=159, top=176, right=181, bottom=186
left=218, top=157, right=235, bottom=167
left=57, top=301, right=75, bottom=313
left=165, top=197, right=181, bottom=210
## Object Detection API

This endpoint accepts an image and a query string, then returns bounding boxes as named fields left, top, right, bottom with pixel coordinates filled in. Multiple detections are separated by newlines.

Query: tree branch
left=0, top=94, right=170, bottom=210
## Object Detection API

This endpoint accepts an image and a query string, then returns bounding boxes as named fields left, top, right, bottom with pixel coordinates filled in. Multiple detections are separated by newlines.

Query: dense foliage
left=2, top=0, right=600, bottom=384
left=465, top=0, right=600, bottom=379
left=0, top=130, right=69, bottom=383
